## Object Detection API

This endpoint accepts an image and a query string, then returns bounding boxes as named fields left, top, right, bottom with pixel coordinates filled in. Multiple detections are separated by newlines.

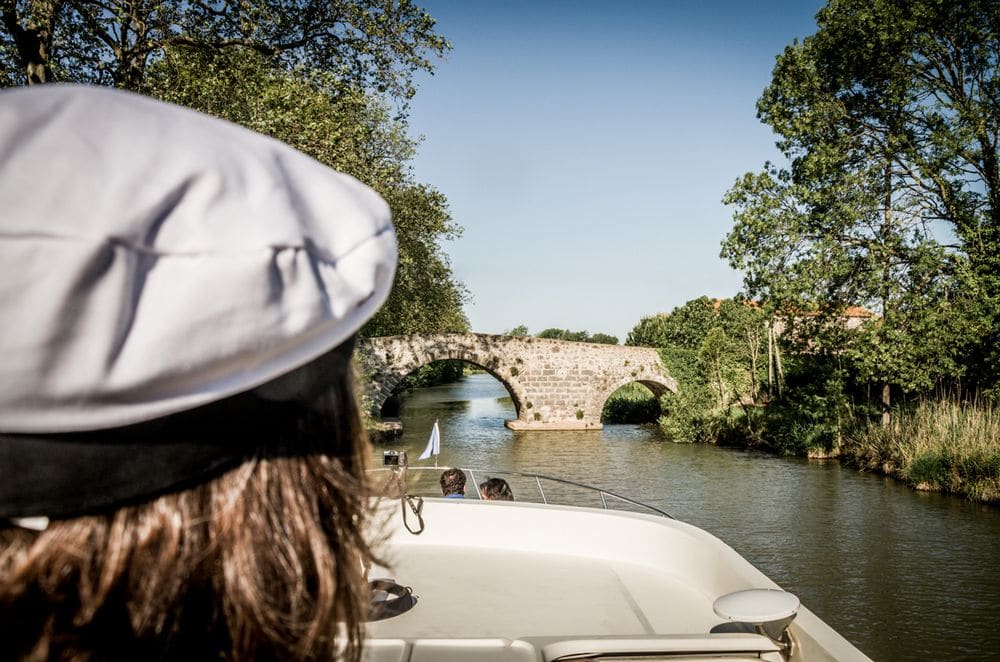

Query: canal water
left=371, top=373, right=1000, bottom=661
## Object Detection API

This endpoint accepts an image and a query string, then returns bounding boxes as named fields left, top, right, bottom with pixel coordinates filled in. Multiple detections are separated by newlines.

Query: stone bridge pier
left=358, top=333, right=677, bottom=431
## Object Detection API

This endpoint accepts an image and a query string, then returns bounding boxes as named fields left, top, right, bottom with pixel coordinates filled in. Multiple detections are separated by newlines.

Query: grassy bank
left=840, top=401, right=1000, bottom=502
left=653, top=389, right=1000, bottom=503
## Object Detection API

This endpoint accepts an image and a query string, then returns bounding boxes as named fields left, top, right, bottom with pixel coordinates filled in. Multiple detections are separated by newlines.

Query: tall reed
left=842, top=400, right=1000, bottom=502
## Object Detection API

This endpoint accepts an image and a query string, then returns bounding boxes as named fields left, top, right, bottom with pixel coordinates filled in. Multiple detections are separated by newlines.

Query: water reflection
left=374, top=373, right=1000, bottom=661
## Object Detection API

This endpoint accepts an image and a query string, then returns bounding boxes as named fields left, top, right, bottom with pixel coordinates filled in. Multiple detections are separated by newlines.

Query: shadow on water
left=374, top=373, right=1000, bottom=661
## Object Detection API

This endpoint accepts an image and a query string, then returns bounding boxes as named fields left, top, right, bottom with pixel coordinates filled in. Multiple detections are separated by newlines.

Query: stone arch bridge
left=358, top=333, right=677, bottom=431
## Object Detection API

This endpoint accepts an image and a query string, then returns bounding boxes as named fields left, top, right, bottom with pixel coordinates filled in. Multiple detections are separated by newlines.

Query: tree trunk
left=880, top=163, right=893, bottom=428
left=767, top=321, right=774, bottom=393
left=882, top=382, right=891, bottom=427
left=1, top=1, right=58, bottom=85
left=773, top=325, right=784, bottom=394
left=746, top=326, right=760, bottom=404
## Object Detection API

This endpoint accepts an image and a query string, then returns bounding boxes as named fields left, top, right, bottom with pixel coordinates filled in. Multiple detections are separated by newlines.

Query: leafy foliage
left=601, top=383, right=659, bottom=424
left=503, top=325, right=530, bottom=337
left=723, top=0, right=1000, bottom=398
left=535, top=328, right=618, bottom=344
left=657, top=346, right=716, bottom=442
left=401, top=360, right=466, bottom=389
left=631, top=298, right=768, bottom=443
left=142, top=47, right=468, bottom=338
left=1, top=0, right=448, bottom=106
left=624, top=314, right=672, bottom=348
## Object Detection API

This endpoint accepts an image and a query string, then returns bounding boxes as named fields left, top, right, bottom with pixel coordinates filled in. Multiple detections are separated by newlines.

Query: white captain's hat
left=0, top=83, right=397, bottom=434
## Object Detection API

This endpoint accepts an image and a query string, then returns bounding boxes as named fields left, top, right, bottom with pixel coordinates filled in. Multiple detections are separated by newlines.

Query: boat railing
left=368, top=465, right=673, bottom=519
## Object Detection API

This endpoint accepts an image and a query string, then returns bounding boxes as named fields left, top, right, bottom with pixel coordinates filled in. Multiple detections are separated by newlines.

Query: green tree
left=504, top=325, right=530, bottom=337
left=657, top=345, right=715, bottom=443
left=629, top=298, right=769, bottom=443
left=1, top=0, right=448, bottom=103
left=533, top=328, right=617, bottom=344
left=699, top=327, right=728, bottom=409
left=366, top=183, right=469, bottom=336
left=536, top=328, right=587, bottom=342
left=625, top=314, right=671, bottom=348
left=723, top=0, right=995, bottom=403
left=715, top=299, right=767, bottom=403
left=660, top=298, right=717, bottom=350
left=144, top=47, right=467, bottom=338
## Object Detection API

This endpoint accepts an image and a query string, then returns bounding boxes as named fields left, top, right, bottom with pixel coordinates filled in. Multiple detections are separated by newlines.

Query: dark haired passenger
left=440, top=467, right=467, bottom=498
left=480, top=477, right=515, bottom=501
left=0, top=85, right=397, bottom=661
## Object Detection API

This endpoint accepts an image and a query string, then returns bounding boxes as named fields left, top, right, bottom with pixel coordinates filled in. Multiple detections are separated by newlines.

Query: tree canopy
left=626, top=298, right=728, bottom=350
left=722, top=0, right=999, bottom=398
left=1, top=0, right=448, bottom=106
left=143, top=46, right=467, bottom=337
left=626, top=298, right=768, bottom=443
left=1, top=1, right=467, bottom=340
left=535, top=328, right=619, bottom=345
left=503, top=325, right=530, bottom=337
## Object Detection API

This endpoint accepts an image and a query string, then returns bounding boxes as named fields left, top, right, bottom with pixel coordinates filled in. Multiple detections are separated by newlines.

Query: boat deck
left=360, top=497, right=827, bottom=661
left=367, top=544, right=714, bottom=640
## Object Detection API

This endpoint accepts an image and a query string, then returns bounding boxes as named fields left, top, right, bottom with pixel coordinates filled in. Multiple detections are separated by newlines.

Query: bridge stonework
left=357, top=333, right=678, bottom=431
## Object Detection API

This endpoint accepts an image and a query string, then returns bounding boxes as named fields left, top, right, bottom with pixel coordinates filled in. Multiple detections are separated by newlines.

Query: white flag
left=418, top=420, right=440, bottom=461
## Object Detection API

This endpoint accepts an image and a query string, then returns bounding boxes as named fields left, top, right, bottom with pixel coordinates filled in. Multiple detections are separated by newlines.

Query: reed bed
left=842, top=400, right=1000, bottom=502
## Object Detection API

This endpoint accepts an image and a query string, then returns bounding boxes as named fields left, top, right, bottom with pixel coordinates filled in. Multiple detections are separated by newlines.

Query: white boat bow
left=362, top=466, right=871, bottom=662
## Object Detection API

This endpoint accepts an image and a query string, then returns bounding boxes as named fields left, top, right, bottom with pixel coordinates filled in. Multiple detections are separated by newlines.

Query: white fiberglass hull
left=363, top=497, right=870, bottom=661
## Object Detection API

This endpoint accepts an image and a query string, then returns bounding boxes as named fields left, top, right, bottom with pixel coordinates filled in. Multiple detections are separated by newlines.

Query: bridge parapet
left=357, top=333, right=677, bottom=431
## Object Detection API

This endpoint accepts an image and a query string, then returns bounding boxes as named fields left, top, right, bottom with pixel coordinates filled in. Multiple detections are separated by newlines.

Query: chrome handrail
left=368, top=465, right=673, bottom=519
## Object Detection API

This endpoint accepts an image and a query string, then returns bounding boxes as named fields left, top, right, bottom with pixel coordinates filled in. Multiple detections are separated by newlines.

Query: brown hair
left=0, top=366, right=377, bottom=661
left=479, top=477, right=514, bottom=501
left=439, top=468, right=466, bottom=496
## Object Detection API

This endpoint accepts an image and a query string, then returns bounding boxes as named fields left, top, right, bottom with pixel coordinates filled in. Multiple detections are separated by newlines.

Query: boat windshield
left=368, top=466, right=672, bottom=518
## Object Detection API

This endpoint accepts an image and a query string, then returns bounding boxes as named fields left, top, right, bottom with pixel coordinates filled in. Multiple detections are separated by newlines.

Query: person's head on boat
left=0, top=84, right=397, bottom=661
left=480, top=477, right=514, bottom=501
left=440, top=467, right=466, bottom=497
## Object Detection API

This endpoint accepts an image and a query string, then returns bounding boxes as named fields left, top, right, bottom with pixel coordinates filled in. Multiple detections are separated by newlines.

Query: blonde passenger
left=0, top=85, right=397, bottom=660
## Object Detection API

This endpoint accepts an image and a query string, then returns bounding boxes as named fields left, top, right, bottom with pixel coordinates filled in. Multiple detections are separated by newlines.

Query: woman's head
left=479, top=477, right=514, bottom=501
left=0, top=84, right=397, bottom=660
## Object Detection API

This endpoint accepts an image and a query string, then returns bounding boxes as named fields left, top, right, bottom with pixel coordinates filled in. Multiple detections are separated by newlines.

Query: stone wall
left=358, top=333, right=677, bottom=430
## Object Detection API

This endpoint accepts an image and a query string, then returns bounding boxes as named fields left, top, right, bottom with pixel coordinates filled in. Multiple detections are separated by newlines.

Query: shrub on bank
left=656, top=346, right=717, bottom=442
left=841, top=400, right=1000, bottom=502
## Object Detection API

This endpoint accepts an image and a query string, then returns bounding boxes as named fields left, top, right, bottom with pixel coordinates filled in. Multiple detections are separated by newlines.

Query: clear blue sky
left=406, top=0, right=824, bottom=342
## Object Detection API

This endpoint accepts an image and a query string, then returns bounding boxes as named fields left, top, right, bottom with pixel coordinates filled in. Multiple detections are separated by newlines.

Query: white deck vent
left=713, top=588, right=799, bottom=653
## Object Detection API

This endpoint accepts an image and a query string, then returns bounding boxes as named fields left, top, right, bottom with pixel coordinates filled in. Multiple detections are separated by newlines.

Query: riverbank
left=604, top=385, right=1000, bottom=504
left=839, top=400, right=1000, bottom=503
left=695, top=399, right=1000, bottom=504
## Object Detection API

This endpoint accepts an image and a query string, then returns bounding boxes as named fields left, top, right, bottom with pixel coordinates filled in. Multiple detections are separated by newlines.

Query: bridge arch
left=358, top=333, right=677, bottom=431
left=372, top=353, right=526, bottom=421
left=591, top=376, right=675, bottom=423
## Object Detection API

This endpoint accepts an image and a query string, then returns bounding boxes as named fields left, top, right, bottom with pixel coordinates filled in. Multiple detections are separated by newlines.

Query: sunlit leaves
left=144, top=46, right=468, bottom=338
left=0, top=0, right=449, bottom=108
left=723, top=0, right=998, bottom=398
